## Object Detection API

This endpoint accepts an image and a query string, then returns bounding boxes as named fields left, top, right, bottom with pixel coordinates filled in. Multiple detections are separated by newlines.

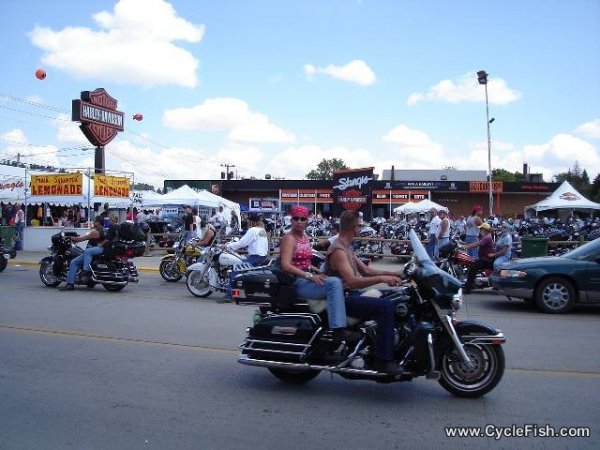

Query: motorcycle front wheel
left=39, top=261, right=61, bottom=287
left=186, top=270, right=213, bottom=297
left=438, top=343, right=505, bottom=398
left=268, top=368, right=321, bottom=384
left=159, top=259, right=183, bottom=282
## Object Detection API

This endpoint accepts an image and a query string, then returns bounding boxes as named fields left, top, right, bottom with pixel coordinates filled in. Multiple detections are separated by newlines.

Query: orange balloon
left=35, top=69, right=46, bottom=80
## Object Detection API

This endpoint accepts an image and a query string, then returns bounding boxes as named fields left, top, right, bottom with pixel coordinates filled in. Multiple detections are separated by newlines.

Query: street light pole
left=478, top=70, right=493, bottom=218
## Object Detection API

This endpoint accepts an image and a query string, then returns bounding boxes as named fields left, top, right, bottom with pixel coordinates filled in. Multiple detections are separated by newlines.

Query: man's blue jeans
left=465, top=235, right=478, bottom=258
left=493, top=254, right=511, bottom=273
left=83, top=246, right=104, bottom=271
left=427, top=234, right=436, bottom=259
left=435, top=237, right=449, bottom=259
left=66, top=254, right=84, bottom=285
left=294, top=276, right=347, bottom=329
left=344, top=291, right=396, bottom=360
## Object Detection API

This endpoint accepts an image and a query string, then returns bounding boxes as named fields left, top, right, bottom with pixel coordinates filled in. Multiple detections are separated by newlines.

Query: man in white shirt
left=427, top=207, right=441, bottom=259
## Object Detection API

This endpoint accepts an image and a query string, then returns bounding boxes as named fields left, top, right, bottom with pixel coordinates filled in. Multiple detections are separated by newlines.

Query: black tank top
left=88, top=225, right=105, bottom=247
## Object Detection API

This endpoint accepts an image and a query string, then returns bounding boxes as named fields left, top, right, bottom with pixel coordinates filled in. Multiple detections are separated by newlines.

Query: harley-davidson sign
left=332, top=167, right=374, bottom=219
left=72, top=89, right=124, bottom=147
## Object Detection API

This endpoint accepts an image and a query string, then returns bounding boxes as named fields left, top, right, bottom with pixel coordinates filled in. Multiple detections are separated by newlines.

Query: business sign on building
left=30, top=173, right=83, bottom=196
left=371, top=190, right=429, bottom=204
left=249, top=198, right=280, bottom=212
left=94, top=175, right=130, bottom=198
left=72, top=88, right=124, bottom=147
left=280, top=189, right=333, bottom=203
left=332, top=167, right=374, bottom=219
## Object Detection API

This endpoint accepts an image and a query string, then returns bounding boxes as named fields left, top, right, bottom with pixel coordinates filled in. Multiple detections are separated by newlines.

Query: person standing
left=435, top=209, right=450, bottom=259
left=183, top=206, right=194, bottom=243
left=465, top=205, right=483, bottom=258
left=426, top=207, right=440, bottom=259
left=14, top=204, right=25, bottom=251
left=229, top=210, right=240, bottom=235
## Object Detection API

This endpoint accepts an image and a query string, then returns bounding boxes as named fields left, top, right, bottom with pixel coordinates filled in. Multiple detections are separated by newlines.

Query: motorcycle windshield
left=408, top=229, right=462, bottom=304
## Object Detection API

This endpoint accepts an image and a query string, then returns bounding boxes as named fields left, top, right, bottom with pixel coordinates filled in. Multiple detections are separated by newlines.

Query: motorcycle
left=185, top=244, right=248, bottom=297
left=0, top=234, right=17, bottom=273
left=233, top=229, right=506, bottom=398
left=159, top=234, right=203, bottom=282
left=39, top=230, right=139, bottom=291
left=437, top=240, right=492, bottom=290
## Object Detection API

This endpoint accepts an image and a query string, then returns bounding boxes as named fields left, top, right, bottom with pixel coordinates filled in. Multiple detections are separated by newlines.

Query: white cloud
left=53, top=114, right=90, bottom=144
left=29, top=0, right=204, bottom=88
left=303, top=60, right=376, bottom=86
left=574, top=119, right=600, bottom=139
left=382, top=124, right=445, bottom=166
left=162, top=97, right=295, bottom=144
left=0, top=129, right=61, bottom=167
left=406, top=72, right=521, bottom=105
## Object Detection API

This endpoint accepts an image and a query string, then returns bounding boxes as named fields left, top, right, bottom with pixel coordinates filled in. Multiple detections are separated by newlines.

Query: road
left=1, top=263, right=598, bottom=450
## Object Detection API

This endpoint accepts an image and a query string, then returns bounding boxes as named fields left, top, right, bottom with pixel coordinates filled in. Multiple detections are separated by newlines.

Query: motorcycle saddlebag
left=242, top=313, right=322, bottom=362
left=438, top=241, right=457, bottom=259
left=232, top=269, right=298, bottom=310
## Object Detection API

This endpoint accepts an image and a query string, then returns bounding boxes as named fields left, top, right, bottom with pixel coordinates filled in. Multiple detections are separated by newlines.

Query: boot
left=331, top=328, right=361, bottom=344
left=374, top=359, right=405, bottom=377
left=59, top=283, right=75, bottom=291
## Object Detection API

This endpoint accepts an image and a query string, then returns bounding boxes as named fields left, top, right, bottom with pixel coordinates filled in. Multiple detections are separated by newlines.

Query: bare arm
left=329, top=249, right=401, bottom=290
left=72, top=230, right=100, bottom=243
left=355, top=256, right=403, bottom=278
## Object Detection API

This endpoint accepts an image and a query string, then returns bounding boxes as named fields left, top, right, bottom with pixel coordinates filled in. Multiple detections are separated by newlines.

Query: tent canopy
left=394, top=199, right=448, bottom=214
left=525, top=180, right=600, bottom=213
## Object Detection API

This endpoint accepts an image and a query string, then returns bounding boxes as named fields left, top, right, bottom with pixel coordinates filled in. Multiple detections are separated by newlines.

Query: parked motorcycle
left=233, top=229, right=506, bottom=398
left=39, top=230, right=139, bottom=291
left=159, top=234, right=203, bottom=282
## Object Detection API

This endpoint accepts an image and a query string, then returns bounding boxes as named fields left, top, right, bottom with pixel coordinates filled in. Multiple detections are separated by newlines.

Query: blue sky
left=1, top=0, right=599, bottom=188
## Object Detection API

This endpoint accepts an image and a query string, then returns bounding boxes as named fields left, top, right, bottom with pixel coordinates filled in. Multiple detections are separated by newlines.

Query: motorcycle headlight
left=499, top=269, right=527, bottom=278
left=451, top=289, right=463, bottom=311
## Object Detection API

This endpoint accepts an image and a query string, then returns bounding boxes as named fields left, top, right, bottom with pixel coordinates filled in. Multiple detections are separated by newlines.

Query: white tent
left=525, top=180, right=600, bottom=213
left=394, top=199, right=448, bottom=214
left=141, top=185, right=213, bottom=207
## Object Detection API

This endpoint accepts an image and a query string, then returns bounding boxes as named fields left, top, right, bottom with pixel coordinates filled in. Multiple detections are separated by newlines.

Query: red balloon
left=35, top=69, right=46, bottom=80
left=132, top=113, right=143, bottom=121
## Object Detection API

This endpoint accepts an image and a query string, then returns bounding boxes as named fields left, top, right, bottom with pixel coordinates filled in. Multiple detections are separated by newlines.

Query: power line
left=0, top=91, right=69, bottom=113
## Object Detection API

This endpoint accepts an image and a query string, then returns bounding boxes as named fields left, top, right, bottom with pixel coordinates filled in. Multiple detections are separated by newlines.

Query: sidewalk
left=10, top=251, right=403, bottom=273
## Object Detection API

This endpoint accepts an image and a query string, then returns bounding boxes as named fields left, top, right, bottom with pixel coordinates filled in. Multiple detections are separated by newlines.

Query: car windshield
left=563, top=238, right=600, bottom=261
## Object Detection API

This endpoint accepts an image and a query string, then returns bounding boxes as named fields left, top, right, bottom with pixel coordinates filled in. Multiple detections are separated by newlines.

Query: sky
left=0, top=0, right=599, bottom=189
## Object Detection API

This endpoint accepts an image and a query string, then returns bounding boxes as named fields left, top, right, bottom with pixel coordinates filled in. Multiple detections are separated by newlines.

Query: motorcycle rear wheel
left=438, top=343, right=504, bottom=398
left=186, top=270, right=213, bottom=297
left=159, top=259, right=183, bottom=282
left=0, top=257, right=7, bottom=273
left=39, top=261, right=61, bottom=287
left=268, top=368, right=321, bottom=384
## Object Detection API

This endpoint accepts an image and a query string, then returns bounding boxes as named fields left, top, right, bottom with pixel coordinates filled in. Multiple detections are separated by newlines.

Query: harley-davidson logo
left=339, top=189, right=368, bottom=211
left=72, top=88, right=124, bottom=147
left=271, top=326, right=297, bottom=336
left=559, top=192, right=580, bottom=201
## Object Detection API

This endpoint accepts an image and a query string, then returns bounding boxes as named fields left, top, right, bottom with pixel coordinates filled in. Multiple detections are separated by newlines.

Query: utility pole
left=220, top=163, right=236, bottom=180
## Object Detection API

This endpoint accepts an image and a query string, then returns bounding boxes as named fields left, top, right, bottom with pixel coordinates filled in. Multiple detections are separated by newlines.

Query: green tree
left=132, top=182, right=156, bottom=191
left=492, top=168, right=524, bottom=182
left=305, top=158, right=350, bottom=180
left=590, top=173, right=600, bottom=202
left=553, top=161, right=591, bottom=195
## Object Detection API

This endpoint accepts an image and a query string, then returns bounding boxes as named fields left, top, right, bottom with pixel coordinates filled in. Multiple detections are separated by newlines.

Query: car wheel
left=535, top=277, right=575, bottom=314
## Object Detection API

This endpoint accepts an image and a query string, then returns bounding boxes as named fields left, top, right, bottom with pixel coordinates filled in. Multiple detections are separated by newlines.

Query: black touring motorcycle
left=233, top=229, right=505, bottom=398
left=39, top=230, right=142, bottom=291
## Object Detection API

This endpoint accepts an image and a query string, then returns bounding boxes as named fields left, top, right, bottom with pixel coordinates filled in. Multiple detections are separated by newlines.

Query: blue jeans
left=83, top=246, right=104, bottom=271
left=435, top=237, right=449, bottom=259
left=345, top=290, right=396, bottom=360
left=427, top=234, right=436, bottom=259
left=66, top=254, right=84, bottom=285
left=465, top=235, right=478, bottom=259
left=493, top=254, right=511, bottom=273
left=15, top=222, right=25, bottom=251
left=294, top=276, right=347, bottom=329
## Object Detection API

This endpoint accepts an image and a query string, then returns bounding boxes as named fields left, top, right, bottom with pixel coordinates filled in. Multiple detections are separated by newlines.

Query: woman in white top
left=14, top=204, right=25, bottom=250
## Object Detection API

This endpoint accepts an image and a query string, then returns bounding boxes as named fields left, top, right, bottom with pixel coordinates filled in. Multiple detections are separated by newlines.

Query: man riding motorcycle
left=460, top=222, right=494, bottom=294
left=325, top=210, right=406, bottom=376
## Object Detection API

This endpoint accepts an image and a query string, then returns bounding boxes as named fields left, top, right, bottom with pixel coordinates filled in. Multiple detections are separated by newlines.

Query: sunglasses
left=292, top=216, right=307, bottom=222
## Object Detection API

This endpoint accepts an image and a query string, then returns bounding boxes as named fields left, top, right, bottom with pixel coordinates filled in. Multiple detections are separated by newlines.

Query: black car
left=491, top=238, right=600, bottom=313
